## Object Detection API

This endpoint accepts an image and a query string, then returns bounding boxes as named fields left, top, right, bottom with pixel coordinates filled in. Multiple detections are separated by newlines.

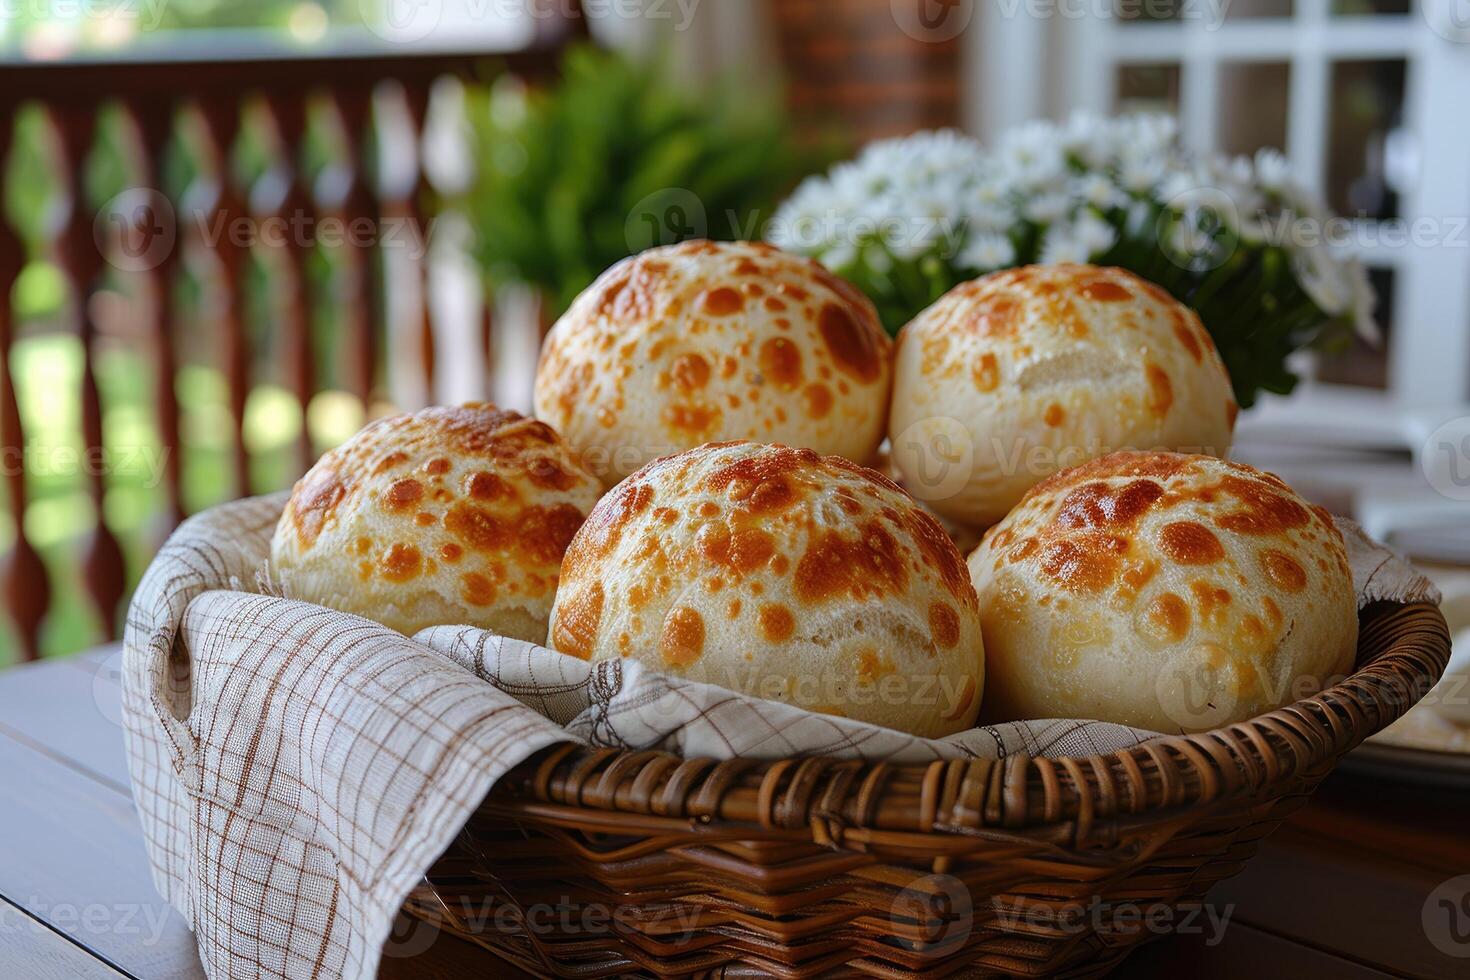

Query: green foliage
left=462, top=45, right=832, bottom=315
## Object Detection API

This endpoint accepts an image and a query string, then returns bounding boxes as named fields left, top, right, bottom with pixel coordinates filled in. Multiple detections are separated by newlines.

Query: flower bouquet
left=767, top=115, right=1376, bottom=408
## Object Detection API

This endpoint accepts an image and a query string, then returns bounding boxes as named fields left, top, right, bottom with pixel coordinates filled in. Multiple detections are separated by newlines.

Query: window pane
left=1332, top=0, right=1411, bottom=14
left=1315, top=265, right=1393, bottom=389
left=1226, top=0, right=1294, bottom=18
left=1326, top=60, right=1408, bottom=220
left=1218, top=62, right=1291, bottom=156
left=1116, top=64, right=1182, bottom=115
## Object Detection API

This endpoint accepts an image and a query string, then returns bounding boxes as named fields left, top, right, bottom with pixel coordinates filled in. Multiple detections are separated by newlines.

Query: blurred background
left=0, top=0, right=1467, bottom=665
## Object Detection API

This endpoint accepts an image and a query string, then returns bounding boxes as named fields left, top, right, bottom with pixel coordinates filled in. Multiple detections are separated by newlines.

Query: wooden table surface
left=4, top=646, right=1468, bottom=979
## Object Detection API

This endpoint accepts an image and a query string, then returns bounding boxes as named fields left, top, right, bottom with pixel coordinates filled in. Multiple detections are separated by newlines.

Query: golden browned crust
left=549, top=441, right=985, bottom=738
left=272, top=403, right=603, bottom=641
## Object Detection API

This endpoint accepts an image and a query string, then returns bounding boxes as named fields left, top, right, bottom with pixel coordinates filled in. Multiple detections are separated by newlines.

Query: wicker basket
left=404, top=600, right=1449, bottom=978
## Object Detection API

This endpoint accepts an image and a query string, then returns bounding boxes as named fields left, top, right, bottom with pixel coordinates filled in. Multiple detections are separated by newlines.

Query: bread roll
left=547, top=442, right=984, bottom=737
left=535, top=240, right=893, bottom=487
left=967, top=451, right=1357, bottom=732
left=890, top=264, right=1237, bottom=528
left=271, top=403, right=601, bottom=641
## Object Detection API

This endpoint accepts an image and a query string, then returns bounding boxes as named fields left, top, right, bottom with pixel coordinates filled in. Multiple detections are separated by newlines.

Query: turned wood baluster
left=322, top=88, right=380, bottom=410
left=254, top=94, right=317, bottom=476
left=0, top=109, right=51, bottom=660
left=397, top=82, right=435, bottom=400
left=193, top=100, right=253, bottom=499
left=51, top=106, right=127, bottom=640
left=123, top=100, right=185, bottom=529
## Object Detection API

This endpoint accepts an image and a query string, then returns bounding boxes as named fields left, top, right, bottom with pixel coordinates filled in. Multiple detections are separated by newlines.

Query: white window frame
left=972, top=0, right=1470, bottom=426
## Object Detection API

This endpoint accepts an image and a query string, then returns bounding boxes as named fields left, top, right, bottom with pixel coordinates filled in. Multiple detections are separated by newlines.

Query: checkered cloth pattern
left=121, top=493, right=1437, bottom=980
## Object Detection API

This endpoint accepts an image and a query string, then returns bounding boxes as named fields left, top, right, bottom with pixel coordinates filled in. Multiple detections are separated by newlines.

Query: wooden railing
left=0, top=23, right=584, bottom=661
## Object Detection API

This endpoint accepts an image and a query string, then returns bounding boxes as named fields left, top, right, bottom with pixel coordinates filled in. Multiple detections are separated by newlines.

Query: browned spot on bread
left=1030, top=452, right=1193, bottom=499
left=440, top=542, right=463, bottom=563
left=423, top=458, right=450, bottom=476
left=929, top=601, right=960, bottom=649
left=759, top=337, right=803, bottom=389
left=897, top=506, right=977, bottom=607
left=1172, top=312, right=1203, bottom=362
left=1146, top=362, right=1173, bottom=417
left=461, top=572, right=496, bottom=606
left=526, top=459, right=579, bottom=492
left=373, top=451, right=408, bottom=475
left=819, top=303, right=883, bottom=382
left=856, top=649, right=896, bottom=684
left=466, top=471, right=512, bottom=502
left=291, top=467, right=345, bottom=547
left=967, top=296, right=1018, bottom=338
left=660, top=606, right=705, bottom=667
left=379, top=543, right=422, bottom=583
left=795, top=521, right=907, bottom=603
left=1055, top=479, right=1165, bottom=532
left=554, top=582, right=603, bottom=660
left=414, top=512, right=435, bottom=527
left=803, top=383, right=833, bottom=419
left=697, top=524, right=775, bottom=575
left=1040, top=537, right=1122, bottom=593
left=1189, top=579, right=1233, bottom=623
left=706, top=445, right=816, bottom=512
left=1080, top=278, right=1132, bottom=302
left=759, top=604, right=795, bottom=642
left=1260, top=548, right=1307, bottom=593
left=701, top=286, right=744, bottom=316
left=663, top=403, right=721, bottom=434
left=974, top=352, right=999, bottom=392
left=1213, top=475, right=1311, bottom=535
left=1142, top=592, right=1190, bottom=643
left=1044, top=403, right=1066, bottom=427
left=1159, top=521, right=1225, bottom=565
left=517, top=503, right=586, bottom=565
left=670, top=352, right=711, bottom=393
left=384, top=478, right=424, bottom=511
left=445, top=503, right=508, bottom=552
left=597, top=259, right=661, bottom=321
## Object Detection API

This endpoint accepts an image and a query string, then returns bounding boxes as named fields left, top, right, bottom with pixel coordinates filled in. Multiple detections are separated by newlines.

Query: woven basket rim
left=492, top=600, right=1450, bottom=839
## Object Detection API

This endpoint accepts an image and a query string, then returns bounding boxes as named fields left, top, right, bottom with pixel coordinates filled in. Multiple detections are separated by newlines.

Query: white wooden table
left=4, top=646, right=1467, bottom=978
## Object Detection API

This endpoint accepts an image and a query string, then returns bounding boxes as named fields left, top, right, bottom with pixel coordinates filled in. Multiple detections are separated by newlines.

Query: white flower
left=820, top=242, right=858, bottom=271
left=1291, top=243, right=1353, bottom=316
left=1254, top=148, right=1292, bottom=193
left=1040, top=224, right=1091, bottom=264
left=1074, top=210, right=1119, bottom=257
left=1073, top=173, right=1126, bottom=211
left=958, top=232, right=1015, bottom=271
left=1024, top=191, right=1072, bottom=224
left=1118, top=152, right=1169, bottom=194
